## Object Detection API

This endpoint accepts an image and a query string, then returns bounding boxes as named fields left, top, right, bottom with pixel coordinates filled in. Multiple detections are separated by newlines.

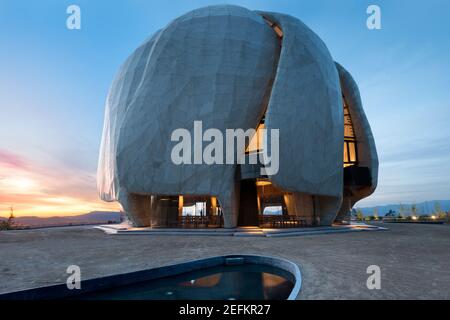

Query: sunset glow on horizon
left=0, top=149, right=119, bottom=218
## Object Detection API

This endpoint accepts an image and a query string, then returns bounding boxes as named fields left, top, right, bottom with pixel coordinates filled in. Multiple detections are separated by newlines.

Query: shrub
left=0, top=219, right=17, bottom=231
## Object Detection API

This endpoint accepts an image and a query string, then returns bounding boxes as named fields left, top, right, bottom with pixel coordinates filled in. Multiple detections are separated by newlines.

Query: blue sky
left=0, top=0, right=449, bottom=216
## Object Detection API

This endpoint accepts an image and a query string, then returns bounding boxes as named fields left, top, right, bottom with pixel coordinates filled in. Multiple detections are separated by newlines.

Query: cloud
left=0, top=149, right=30, bottom=170
left=0, top=149, right=118, bottom=217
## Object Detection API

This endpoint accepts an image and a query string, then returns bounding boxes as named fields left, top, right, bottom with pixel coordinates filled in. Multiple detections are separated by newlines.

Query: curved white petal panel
left=336, top=62, right=379, bottom=202
left=258, top=12, right=344, bottom=199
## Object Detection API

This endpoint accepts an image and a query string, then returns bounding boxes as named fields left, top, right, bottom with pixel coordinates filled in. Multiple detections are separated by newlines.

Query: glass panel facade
left=263, top=17, right=284, bottom=38
left=348, top=141, right=357, bottom=162
left=246, top=117, right=265, bottom=153
left=263, top=206, right=283, bottom=215
left=151, top=195, right=224, bottom=228
left=343, top=96, right=358, bottom=167
left=343, top=141, right=349, bottom=164
left=182, top=202, right=207, bottom=216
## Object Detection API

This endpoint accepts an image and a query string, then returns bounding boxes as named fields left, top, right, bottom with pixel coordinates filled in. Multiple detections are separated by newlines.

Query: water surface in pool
left=73, top=264, right=294, bottom=300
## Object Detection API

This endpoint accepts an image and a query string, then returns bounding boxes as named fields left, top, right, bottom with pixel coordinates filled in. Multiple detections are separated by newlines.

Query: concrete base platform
left=96, top=222, right=386, bottom=237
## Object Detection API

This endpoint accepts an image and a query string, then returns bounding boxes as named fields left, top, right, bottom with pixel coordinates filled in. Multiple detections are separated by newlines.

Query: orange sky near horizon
left=0, top=149, right=119, bottom=218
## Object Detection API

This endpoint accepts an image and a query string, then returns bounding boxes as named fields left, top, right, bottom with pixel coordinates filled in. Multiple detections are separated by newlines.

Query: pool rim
left=0, top=254, right=302, bottom=300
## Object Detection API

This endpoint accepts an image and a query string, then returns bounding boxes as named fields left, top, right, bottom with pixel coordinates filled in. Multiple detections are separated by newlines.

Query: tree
left=0, top=206, right=17, bottom=231
left=356, top=209, right=364, bottom=221
left=373, top=208, right=379, bottom=220
left=434, top=202, right=443, bottom=216
left=399, top=203, right=405, bottom=218
left=411, top=204, right=418, bottom=217
left=438, top=211, right=447, bottom=220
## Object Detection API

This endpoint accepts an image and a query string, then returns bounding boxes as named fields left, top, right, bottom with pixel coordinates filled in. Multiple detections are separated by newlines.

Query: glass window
left=348, top=142, right=357, bottom=162
left=344, top=124, right=354, bottom=137
left=182, top=202, right=206, bottom=216
left=246, top=121, right=265, bottom=153
left=263, top=206, right=283, bottom=215
left=263, top=17, right=284, bottom=38
left=343, top=142, right=348, bottom=162
left=343, top=96, right=358, bottom=167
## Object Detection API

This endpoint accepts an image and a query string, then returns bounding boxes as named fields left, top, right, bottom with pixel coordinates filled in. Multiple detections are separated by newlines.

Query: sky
left=0, top=0, right=449, bottom=217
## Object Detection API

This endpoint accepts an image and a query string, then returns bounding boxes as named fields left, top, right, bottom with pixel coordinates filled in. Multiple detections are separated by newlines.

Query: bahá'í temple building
left=97, top=5, right=378, bottom=229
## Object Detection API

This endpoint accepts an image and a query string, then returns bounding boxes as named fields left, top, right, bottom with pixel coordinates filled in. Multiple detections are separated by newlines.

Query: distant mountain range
left=0, top=211, right=121, bottom=228
left=356, top=200, right=450, bottom=216
left=2, top=201, right=449, bottom=227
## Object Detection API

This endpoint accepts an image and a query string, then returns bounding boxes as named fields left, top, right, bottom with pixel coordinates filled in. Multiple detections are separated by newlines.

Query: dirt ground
left=1, top=222, right=449, bottom=299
